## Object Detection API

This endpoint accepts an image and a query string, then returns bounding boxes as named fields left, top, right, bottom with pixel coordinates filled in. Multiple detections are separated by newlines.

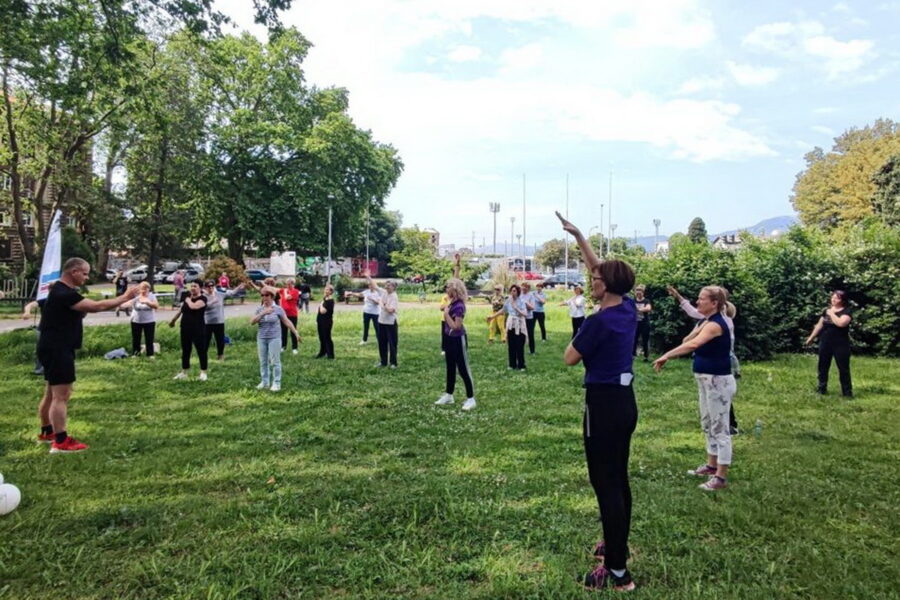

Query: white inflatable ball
left=0, top=483, right=22, bottom=516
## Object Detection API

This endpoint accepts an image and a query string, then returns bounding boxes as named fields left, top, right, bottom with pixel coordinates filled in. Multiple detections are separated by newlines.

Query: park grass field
left=0, top=305, right=898, bottom=599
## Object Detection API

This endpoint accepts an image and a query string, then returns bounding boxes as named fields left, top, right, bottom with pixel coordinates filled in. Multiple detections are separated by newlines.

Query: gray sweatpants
left=695, top=373, right=737, bottom=465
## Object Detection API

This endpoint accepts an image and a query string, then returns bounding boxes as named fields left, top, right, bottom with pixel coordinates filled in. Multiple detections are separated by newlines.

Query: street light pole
left=652, top=219, right=661, bottom=253
left=600, top=203, right=604, bottom=259
left=610, top=223, right=617, bottom=255
left=327, top=206, right=333, bottom=283
left=510, top=216, right=515, bottom=258
left=522, top=174, right=526, bottom=264
left=489, top=202, right=500, bottom=254
left=564, top=174, right=569, bottom=287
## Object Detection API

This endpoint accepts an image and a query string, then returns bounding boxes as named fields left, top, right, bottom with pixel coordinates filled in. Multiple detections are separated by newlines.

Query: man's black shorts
left=37, top=347, right=76, bottom=385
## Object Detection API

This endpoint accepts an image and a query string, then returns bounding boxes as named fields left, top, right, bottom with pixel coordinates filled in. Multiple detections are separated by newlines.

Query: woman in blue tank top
left=653, top=286, right=735, bottom=491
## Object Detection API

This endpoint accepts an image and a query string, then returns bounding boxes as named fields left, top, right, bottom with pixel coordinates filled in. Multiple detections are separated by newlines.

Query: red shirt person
left=218, top=272, right=230, bottom=289
left=278, top=279, right=301, bottom=353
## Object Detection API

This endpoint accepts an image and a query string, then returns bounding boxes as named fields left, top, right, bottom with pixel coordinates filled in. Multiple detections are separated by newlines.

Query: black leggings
left=363, top=312, right=379, bottom=342
left=633, top=320, right=650, bottom=358
left=818, top=338, right=852, bottom=396
left=571, top=317, right=585, bottom=338
left=440, top=322, right=449, bottom=352
left=378, top=322, right=398, bottom=366
left=534, top=312, right=546, bottom=340
left=131, top=322, right=156, bottom=356
left=444, top=334, right=474, bottom=398
left=281, top=315, right=299, bottom=350
left=526, top=318, right=536, bottom=354
left=507, top=330, right=526, bottom=369
left=583, top=383, right=638, bottom=572
left=317, top=317, right=334, bottom=358
left=205, top=323, right=226, bottom=357
left=180, top=326, right=208, bottom=370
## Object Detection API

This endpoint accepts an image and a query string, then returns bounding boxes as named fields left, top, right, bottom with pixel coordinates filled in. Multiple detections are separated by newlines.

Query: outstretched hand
left=652, top=356, right=668, bottom=372
left=555, top=211, right=581, bottom=237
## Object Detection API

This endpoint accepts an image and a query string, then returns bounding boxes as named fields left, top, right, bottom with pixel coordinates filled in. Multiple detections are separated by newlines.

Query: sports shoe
left=687, top=464, right=717, bottom=477
left=50, top=436, right=88, bottom=454
left=292, top=349, right=298, bottom=355
left=358, top=340, right=368, bottom=345
left=591, top=540, right=606, bottom=561
left=462, top=398, right=476, bottom=411
left=583, top=565, right=635, bottom=592
left=270, top=383, right=281, bottom=392
left=699, top=476, right=727, bottom=491
left=199, top=372, right=208, bottom=382
left=390, top=364, right=397, bottom=369
left=435, top=393, right=454, bottom=405
left=173, top=372, right=187, bottom=380
left=256, top=381, right=268, bottom=390
left=38, top=432, right=55, bottom=443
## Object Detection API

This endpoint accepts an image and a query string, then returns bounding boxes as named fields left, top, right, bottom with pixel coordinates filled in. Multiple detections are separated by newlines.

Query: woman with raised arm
left=654, top=286, right=735, bottom=492
left=434, top=277, right=476, bottom=410
left=203, top=279, right=246, bottom=361
left=805, top=289, right=853, bottom=397
left=344, top=275, right=382, bottom=345
left=556, top=211, right=638, bottom=592
left=560, top=285, right=587, bottom=338
left=128, top=281, right=159, bottom=357
left=252, top=286, right=300, bottom=391
left=169, top=281, right=209, bottom=381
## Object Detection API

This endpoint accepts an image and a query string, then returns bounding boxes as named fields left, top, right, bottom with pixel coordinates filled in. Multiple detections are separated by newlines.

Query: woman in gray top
left=128, top=281, right=159, bottom=357
left=251, top=286, right=300, bottom=392
left=203, top=279, right=246, bottom=361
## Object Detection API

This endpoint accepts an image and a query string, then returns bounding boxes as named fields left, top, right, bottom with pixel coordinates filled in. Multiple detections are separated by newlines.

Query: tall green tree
left=534, top=238, right=578, bottom=272
left=687, top=217, right=708, bottom=244
left=871, top=154, right=900, bottom=227
left=192, top=30, right=402, bottom=262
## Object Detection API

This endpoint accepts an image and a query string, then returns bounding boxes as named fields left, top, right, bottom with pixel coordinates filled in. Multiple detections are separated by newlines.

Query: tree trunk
left=148, top=135, right=170, bottom=289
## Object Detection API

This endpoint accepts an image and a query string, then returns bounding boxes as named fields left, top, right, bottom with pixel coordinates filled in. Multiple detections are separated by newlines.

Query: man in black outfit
left=37, top=257, right=139, bottom=453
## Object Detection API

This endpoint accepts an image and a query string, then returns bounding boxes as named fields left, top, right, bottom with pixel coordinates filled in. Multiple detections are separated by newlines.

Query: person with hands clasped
left=556, top=211, right=639, bottom=592
left=375, top=279, right=400, bottom=368
left=170, top=282, right=209, bottom=381
left=561, top=285, right=587, bottom=338
left=128, top=281, right=159, bottom=357
left=805, top=289, right=853, bottom=397
left=315, top=284, right=336, bottom=359
left=252, top=286, right=300, bottom=391
left=654, top=286, right=735, bottom=492
left=488, top=284, right=528, bottom=370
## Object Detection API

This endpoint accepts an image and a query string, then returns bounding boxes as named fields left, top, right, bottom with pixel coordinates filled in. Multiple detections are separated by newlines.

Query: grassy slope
left=0, top=304, right=898, bottom=600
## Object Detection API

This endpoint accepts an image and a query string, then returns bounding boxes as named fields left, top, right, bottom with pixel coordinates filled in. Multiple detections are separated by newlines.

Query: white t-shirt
left=378, top=292, right=399, bottom=325
left=362, top=289, right=381, bottom=315
left=567, top=295, right=586, bottom=318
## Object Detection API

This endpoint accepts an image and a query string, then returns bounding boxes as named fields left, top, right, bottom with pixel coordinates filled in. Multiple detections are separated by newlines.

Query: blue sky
left=222, top=0, right=900, bottom=250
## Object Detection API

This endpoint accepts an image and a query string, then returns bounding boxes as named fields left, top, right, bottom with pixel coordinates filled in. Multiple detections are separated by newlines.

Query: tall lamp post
left=600, top=203, right=605, bottom=258
left=516, top=234, right=522, bottom=268
left=510, top=216, right=515, bottom=258
left=610, top=223, right=617, bottom=256
left=652, top=218, right=661, bottom=253
left=489, top=202, right=500, bottom=254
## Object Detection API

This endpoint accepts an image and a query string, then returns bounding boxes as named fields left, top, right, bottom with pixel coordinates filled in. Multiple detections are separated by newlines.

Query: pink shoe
left=699, top=476, right=727, bottom=491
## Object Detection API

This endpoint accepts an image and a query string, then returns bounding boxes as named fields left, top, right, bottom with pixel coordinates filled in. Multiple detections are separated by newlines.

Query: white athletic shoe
left=199, top=372, right=208, bottom=382
left=358, top=340, right=367, bottom=345
left=292, top=349, right=298, bottom=355
left=173, top=372, right=187, bottom=380
left=270, top=383, right=281, bottom=392
left=435, top=393, right=454, bottom=405
left=462, top=398, right=477, bottom=411
left=256, top=382, right=268, bottom=390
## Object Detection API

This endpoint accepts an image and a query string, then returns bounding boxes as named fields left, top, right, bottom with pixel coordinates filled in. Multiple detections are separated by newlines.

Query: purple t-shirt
left=443, top=299, right=467, bottom=337
left=571, top=297, right=636, bottom=385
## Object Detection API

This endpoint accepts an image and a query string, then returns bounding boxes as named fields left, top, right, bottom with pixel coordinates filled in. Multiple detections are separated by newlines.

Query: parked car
left=154, top=269, right=175, bottom=283
left=245, top=268, right=275, bottom=282
left=124, top=265, right=149, bottom=282
left=166, top=268, right=204, bottom=283
left=105, top=269, right=117, bottom=281
left=542, top=271, right=585, bottom=289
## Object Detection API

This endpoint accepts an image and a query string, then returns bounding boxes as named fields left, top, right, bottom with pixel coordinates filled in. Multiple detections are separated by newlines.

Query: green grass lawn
left=0, top=306, right=898, bottom=599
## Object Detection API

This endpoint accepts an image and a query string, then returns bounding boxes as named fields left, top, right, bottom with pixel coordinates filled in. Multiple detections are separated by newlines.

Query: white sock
left=611, top=568, right=626, bottom=578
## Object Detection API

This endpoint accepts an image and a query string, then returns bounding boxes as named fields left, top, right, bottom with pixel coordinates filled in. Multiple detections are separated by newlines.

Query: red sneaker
left=50, top=437, right=88, bottom=453
left=38, top=432, right=55, bottom=443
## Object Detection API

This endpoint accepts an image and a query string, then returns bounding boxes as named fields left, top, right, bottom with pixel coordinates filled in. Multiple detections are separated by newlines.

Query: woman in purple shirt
left=557, top=211, right=638, bottom=592
left=435, top=275, right=476, bottom=411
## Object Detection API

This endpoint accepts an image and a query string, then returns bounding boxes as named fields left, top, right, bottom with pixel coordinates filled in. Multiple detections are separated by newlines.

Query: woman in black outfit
left=316, top=283, right=335, bottom=359
left=805, top=290, right=853, bottom=397
left=558, top=211, right=638, bottom=592
left=169, top=282, right=209, bottom=380
left=633, top=285, right=652, bottom=361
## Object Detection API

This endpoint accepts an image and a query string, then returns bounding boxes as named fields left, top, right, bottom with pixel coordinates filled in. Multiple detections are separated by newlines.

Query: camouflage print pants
left=694, top=374, right=737, bottom=465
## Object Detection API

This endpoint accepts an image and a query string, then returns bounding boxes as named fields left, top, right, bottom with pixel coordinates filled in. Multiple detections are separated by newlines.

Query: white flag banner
left=37, top=210, right=62, bottom=301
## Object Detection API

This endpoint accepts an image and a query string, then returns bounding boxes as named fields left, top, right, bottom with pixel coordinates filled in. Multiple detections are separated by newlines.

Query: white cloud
left=726, top=61, right=780, bottom=86
left=812, top=125, right=835, bottom=136
left=676, top=76, right=726, bottom=95
left=743, top=20, right=876, bottom=79
left=447, top=45, right=483, bottom=63
left=500, top=43, right=544, bottom=71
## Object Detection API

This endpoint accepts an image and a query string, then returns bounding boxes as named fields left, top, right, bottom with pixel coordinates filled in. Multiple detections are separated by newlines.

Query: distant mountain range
left=459, top=215, right=799, bottom=256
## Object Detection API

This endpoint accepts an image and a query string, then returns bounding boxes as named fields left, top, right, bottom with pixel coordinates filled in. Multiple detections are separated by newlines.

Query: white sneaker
left=256, top=382, right=268, bottom=390
left=462, top=398, right=477, bottom=411
left=199, top=372, right=208, bottom=382
left=358, top=340, right=367, bottom=345
left=435, top=393, right=454, bottom=405
left=440, top=351, right=445, bottom=356
left=292, top=349, right=298, bottom=355
left=270, top=383, right=281, bottom=392
left=173, top=372, right=187, bottom=380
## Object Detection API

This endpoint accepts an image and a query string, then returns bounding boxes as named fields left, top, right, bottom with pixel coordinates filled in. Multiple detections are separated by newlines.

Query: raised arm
left=73, top=287, right=141, bottom=314
left=555, top=211, right=601, bottom=271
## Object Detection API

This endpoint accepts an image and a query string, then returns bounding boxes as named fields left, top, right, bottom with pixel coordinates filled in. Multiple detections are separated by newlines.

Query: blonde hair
left=701, top=285, right=728, bottom=312
left=139, top=281, right=151, bottom=292
left=724, top=301, right=737, bottom=319
left=445, top=278, right=468, bottom=302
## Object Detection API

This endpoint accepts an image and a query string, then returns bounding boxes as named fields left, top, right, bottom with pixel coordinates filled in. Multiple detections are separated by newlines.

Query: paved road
left=0, top=300, right=436, bottom=334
